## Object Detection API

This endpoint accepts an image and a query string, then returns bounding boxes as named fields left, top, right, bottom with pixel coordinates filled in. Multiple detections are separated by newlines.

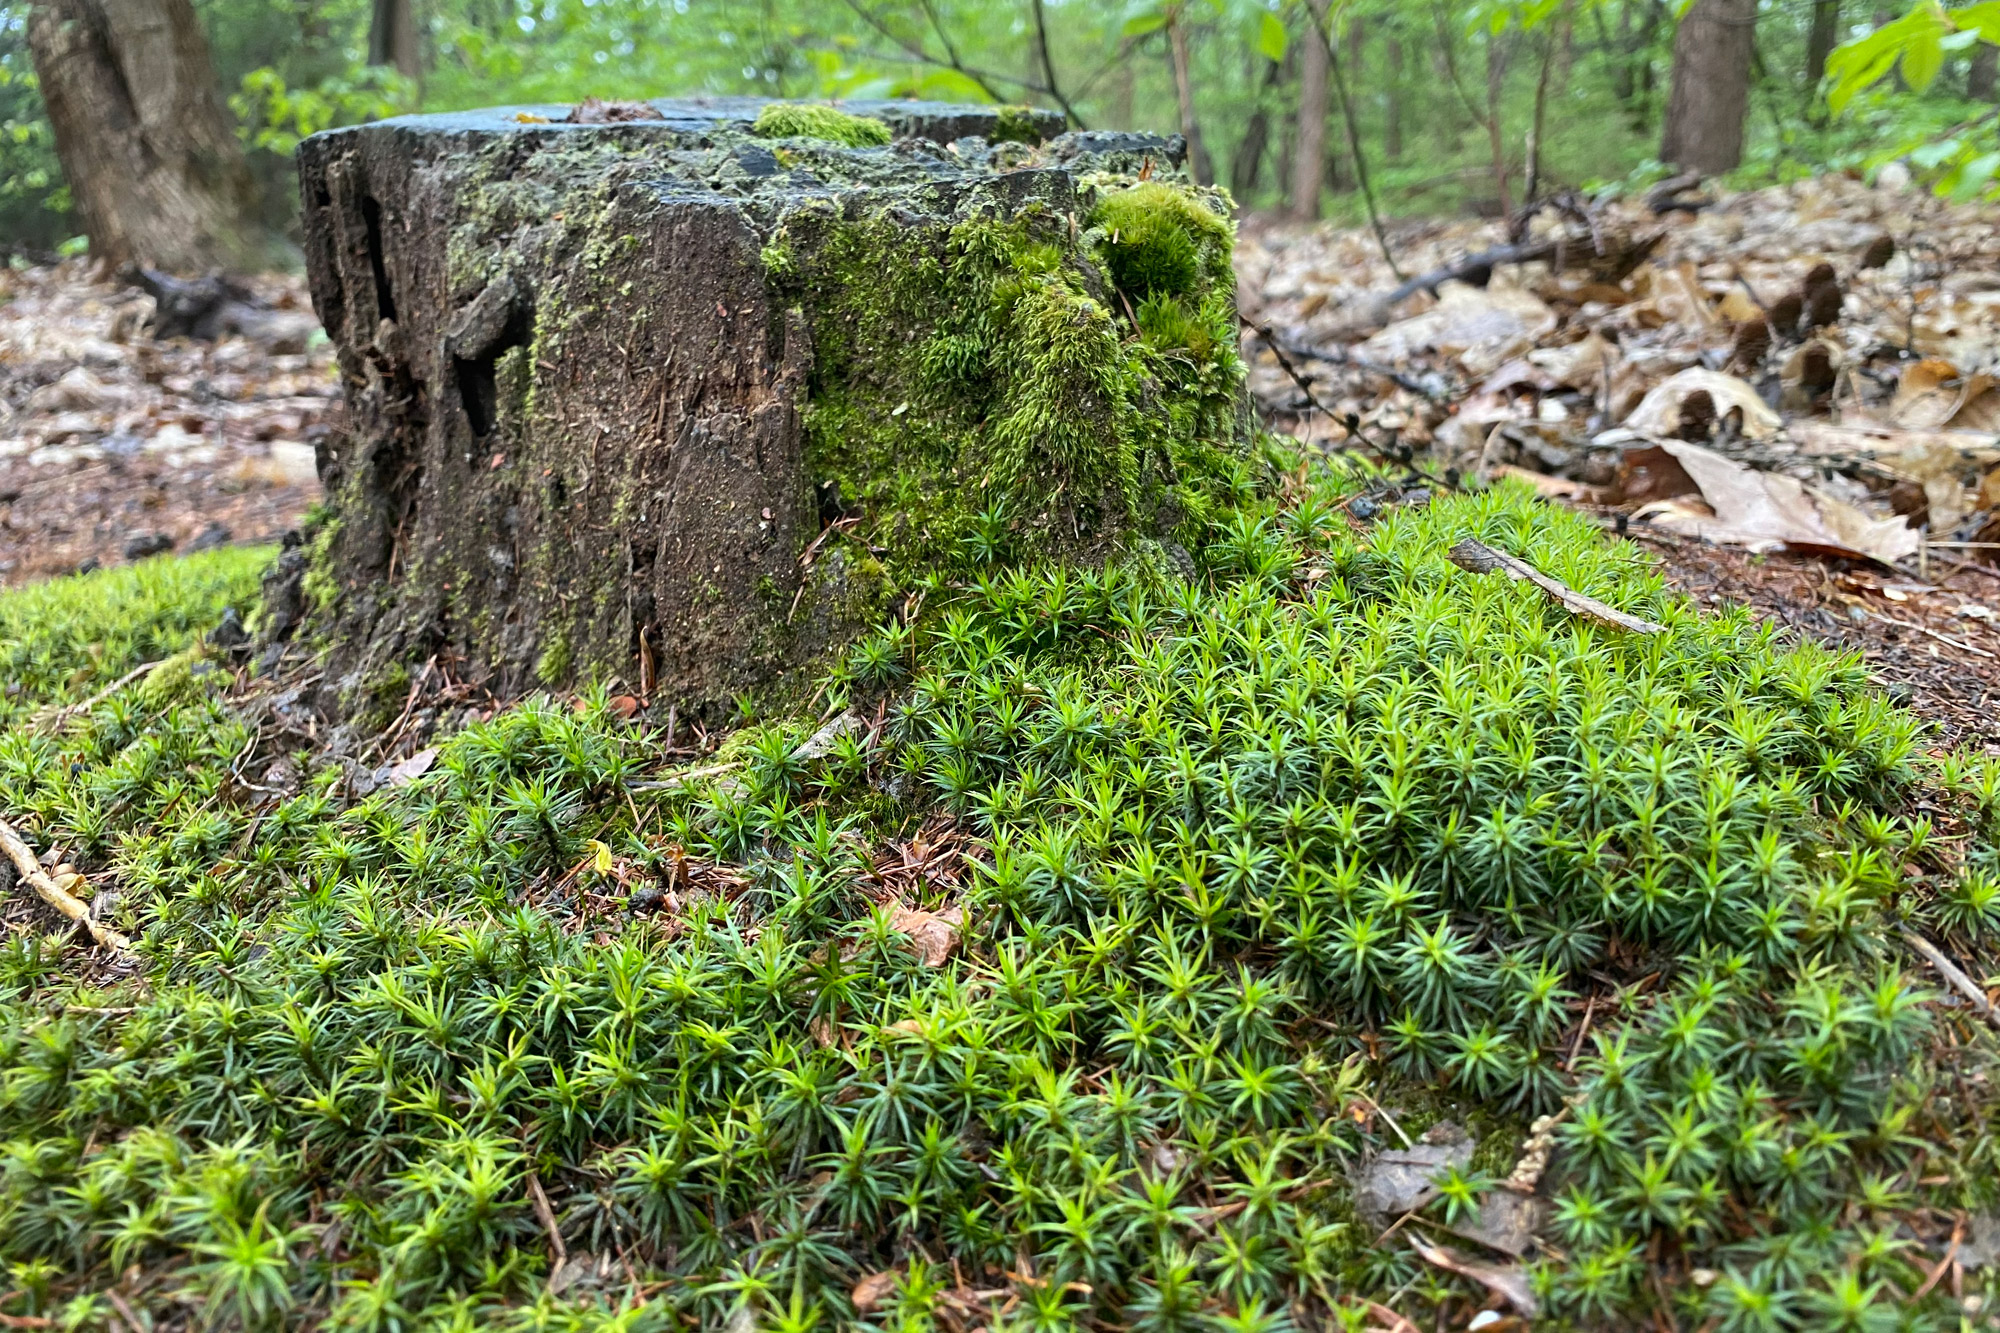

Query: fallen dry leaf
left=888, top=903, right=964, bottom=967
left=1448, top=538, right=1666, bottom=635
left=1628, top=441, right=1921, bottom=565
left=383, top=747, right=438, bottom=788
left=851, top=1270, right=899, bottom=1312
left=1408, top=1235, right=1537, bottom=1316
left=1623, top=367, right=1781, bottom=440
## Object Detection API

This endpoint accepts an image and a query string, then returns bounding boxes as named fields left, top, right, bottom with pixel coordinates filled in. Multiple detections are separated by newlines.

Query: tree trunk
left=1384, top=34, right=1403, bottom=162
left=1167, top=11, right=1214, bottom=186
left=1805, top=0, right=1840, bottom=88
left=1230, top=58, right=1283, bottom=202
left=294, top=102, right=1236, bottom=718
left=27, top=0, right=267, bottom=272
left=1659, top=0, right=1756, bottom=175
left=1485, top=32, right=1514, bottom=216
left=369, top=0, right=421, bottom=82
left=1970, top=42, right=1997, bottom=101
left=1290, top=0, right=1330, bottom=219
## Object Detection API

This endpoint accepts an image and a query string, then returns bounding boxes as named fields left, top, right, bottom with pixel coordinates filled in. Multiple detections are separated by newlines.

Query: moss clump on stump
left=750, top=102, right=893, bottom=147
left=295, top=98, right=1242, bottom=722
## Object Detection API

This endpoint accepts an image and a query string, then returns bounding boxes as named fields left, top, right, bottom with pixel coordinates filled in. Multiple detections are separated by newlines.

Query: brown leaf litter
left=0, top=260, right=336, bottom=585
left=1243, top=174, right=2000, bottom=747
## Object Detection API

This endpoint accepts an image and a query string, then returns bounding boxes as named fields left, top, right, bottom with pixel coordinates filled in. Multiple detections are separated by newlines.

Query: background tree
left=1659, top=0, right=1757, bottom=173
left=369, top=0, right=419, bottom=83
left=26, top=0, right=270, bottom=270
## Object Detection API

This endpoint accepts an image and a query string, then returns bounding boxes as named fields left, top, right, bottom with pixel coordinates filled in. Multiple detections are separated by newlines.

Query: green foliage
left=0, top=547, right=268, bottom=725
left=752, top=102, right=893, bottom=147
left=0, top=475, right=1991, bottom=1328
left=1827, top=1, right=2000, bottom=200
left=783, top=174, right=1248, bottom=576
left=230, top=65, right=414, bottom=155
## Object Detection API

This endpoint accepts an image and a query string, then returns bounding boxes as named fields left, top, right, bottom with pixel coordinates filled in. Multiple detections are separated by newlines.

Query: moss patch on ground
left=1, top=469, right=1997, bottom=1329
left=0, top=546, right=269, bottom=726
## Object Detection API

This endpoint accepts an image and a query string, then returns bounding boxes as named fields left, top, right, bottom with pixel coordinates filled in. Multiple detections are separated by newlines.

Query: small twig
left=526, top=1168, right=567, bottom=1280
left=625, top=762, right=742, bottom=793
left=1870, top=614, right=1995, bottom=660
left=0, top=816, right=132, bottom=954
left=1902, top=928, right=2000, bottom=1027
left=1449, top=537, right=1667, bottom=635
left=31, top=659, right=164, bottom=732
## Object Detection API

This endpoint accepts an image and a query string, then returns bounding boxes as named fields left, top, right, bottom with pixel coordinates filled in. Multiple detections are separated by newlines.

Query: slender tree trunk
left=1485, top=33, right=1514, bottom=217
left=1970, top=43, right=1997, bottom=101
left=27, top=0, right=269, bottom=272
left=1290, top=0, right=1330, bottom=219
left=1109, top=52, right=1135, bottom=129
left=1230, top=58, right=1283, bottom=202
left=369, top=0, right=421, bottom=82
left=1523, top=25, right=1557, bottom=220
left=1805, top=0, right=1840, bottom=88
left=1660, top=0, right=1756, bottom=174
left=1384, top=34, right=1404, bottom=162
left=1166, top=10, right=1214, bottom=185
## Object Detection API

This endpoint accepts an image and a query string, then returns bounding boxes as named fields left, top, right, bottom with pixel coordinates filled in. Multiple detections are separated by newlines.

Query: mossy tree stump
left=298, top=97, right=1253, bottom=720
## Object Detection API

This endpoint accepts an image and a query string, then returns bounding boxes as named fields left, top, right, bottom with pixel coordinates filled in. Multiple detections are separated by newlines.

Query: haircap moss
left=750, top=102, right=893, bottom=148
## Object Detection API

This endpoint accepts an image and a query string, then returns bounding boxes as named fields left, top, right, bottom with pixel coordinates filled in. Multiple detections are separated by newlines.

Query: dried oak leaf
left=888, top=903, right=964, bottom=967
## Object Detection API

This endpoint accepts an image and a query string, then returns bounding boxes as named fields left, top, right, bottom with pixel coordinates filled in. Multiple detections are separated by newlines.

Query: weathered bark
left=1971, top=43, right=1997, bottom=102
left=295, top=100, right=1242, bottom=720
left=27, top=0, right=268, bottom=272
left=1290, top=0, right=1330, bottom=219
left=1805, top=0, right=1840, bottom=88
left=368, top=0, right=421, bottom=83
left=1660, top=0, right=1757, bottom=175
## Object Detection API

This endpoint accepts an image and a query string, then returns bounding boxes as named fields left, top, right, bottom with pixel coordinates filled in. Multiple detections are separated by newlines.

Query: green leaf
left=1948, top=151, right=2000, bottom=201
left=1256, top=11, right=1289, bottom=61
left=1122, top=10, right=1169, bottom=36
left=1901, top=27, right=1944, bottom=89
left=1956, top=0, right=2000, bottom=44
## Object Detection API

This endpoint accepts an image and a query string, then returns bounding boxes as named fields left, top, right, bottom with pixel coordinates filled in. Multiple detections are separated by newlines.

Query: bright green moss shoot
left=751, top=103, right=893, bottom=148
left=0, top=472, right=1997, bottom=1329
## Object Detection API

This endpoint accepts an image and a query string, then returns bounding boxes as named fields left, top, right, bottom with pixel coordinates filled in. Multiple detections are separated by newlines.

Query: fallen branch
left=1383, top=228, right=1662, bottom=307
left=1254, top=325, right=1455, bottom=403
left=30, top=658, right=163, bottom=732
left=0, top=816, right=133, bottom=954
left=1901, top=928, right=2000, bottom=1027
left=1448, top=538, right=1667, bottom=635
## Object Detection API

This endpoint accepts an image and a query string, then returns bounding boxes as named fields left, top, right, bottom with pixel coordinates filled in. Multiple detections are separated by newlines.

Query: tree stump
left=298, top=98, right=1251, bottom=721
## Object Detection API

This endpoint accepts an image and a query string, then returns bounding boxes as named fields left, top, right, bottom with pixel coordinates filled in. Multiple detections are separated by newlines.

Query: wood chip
left=1448, top=537, right=1667, bottom=635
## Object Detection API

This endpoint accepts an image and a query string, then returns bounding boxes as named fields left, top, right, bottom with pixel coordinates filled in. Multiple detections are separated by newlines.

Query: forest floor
left=0, top=263, right=336, bottom=587
left=8, top=175, right=2000, bottom=1330
left=1239, top=171, right=2000, bottom=751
